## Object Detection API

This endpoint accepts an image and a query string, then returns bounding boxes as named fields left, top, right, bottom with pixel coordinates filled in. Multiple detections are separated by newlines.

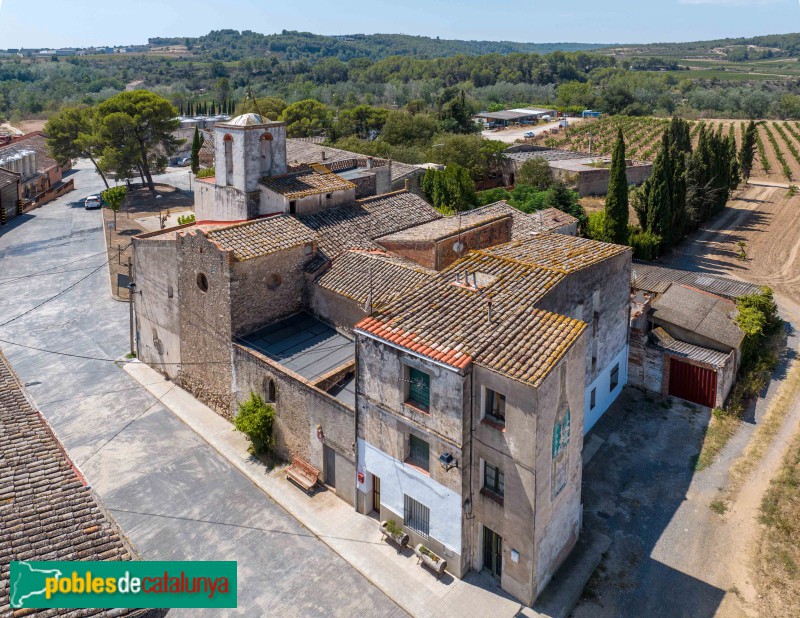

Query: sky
left=0, top=0, right=798, bottom=49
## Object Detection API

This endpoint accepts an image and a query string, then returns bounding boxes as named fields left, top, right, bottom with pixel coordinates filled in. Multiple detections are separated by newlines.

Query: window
left=403, top=494, right=430, bottom=538
left=266, top=379, right=276, bottom=403
left=289, top=200, right=297, bottom=214
left=325, top=193, right=332, bottom=199
left=407, top=367, right=430, bottom=411
left=266, top=273, right=282, bottom=291
left=223, top=134, right=233, bottom=186
left=484, top=388, right=506, bottom=426
left=167, top=285, right=173, bottom=299
left=610, top=364, right=619, bottom=392
left=407, top=434, right=430, bottom=472
left=590, top=388, right=596, bottom=410
left=196, top=272, right=209, bottom=292
left=483, top=461, right=505, bottom=498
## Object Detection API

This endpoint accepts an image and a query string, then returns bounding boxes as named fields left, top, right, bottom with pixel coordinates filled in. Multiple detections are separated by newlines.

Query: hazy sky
left=0, top=0, right=797, bottom=49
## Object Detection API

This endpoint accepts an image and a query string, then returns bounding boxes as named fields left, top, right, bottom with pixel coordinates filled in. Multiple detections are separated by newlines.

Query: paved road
left=0, top=161, right=405, bottom=617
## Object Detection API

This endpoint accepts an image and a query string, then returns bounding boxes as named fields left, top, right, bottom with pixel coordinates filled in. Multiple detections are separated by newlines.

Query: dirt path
left=659, top=183, right=800, bottom=616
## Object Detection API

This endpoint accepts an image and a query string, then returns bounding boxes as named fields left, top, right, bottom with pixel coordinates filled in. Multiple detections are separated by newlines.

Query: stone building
left=628, top=261, right=752, bottom=408
left=132, top=112, right=630, bottom=605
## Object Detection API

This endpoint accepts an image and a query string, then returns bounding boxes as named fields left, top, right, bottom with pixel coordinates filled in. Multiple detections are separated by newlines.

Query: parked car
left=177, top=157, right=191, bottom=167
left=523, top=131, right=535, bottom=138
left=84, top=195, right=102, bottom=210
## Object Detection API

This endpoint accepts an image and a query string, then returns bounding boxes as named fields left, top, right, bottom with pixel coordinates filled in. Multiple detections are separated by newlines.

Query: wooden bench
left=286, top=456, right=320, bottom=494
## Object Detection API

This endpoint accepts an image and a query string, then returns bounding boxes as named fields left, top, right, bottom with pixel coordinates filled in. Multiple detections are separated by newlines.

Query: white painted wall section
left=584, top=344, right=628, bottom=434
left=358, top=439, right=462, bottom=554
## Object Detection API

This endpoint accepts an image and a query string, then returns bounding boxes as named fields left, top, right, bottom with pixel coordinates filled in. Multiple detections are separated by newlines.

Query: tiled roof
left=463, top=202, right=578, bottom=237
left=0, top=350, right=150, bottom=617
left=286, top=139, right=419, bottom=182
left=300, top=190, right=441, bottom=269
left=135, top=221, right=231, bottom=241
left=377, top=210, right=511, bottom=244
left=206, top=215, right=316, bottom=260
left=631, top=260, right=761, bottom=300
left=650, top=327, right=732, bottom=368
left=316, top=250, right=435, bottom=307
left=484, top=233, right=630, bottom=273
left=0, top=168, right=19, bottom=190
left=650, top=284, right=745, bottom=350
left=356, top=251, right=583, bottom=386
left=261, top=168, right=355, bottom=200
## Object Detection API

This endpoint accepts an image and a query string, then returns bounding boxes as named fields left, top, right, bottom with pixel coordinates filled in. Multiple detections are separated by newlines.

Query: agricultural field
left=541, top=115, right=800, bottom=182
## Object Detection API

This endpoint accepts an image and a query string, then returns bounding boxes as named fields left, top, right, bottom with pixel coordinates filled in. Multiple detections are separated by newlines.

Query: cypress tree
left=210, top=100, right=216, bottom=115
left=603, top=129, right=629, bottom=245
left=728, top=132, right=740, bottom=191
left=646, top=133, right=674, bottom=246
left=739, top=121, right=757, bottom=180
left=190, top=126, right=201, bottom=174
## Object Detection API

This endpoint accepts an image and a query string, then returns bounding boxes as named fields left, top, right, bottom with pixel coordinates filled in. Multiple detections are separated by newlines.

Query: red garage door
left=669, top=358, right=717, bottom=408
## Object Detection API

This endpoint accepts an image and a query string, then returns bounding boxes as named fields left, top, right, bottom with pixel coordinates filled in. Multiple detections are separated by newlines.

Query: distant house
left=0, top=132, right=72, bottom=207
left=475, top=108, right=557, bottom=128
left=0, top=168, right=21, bottom=224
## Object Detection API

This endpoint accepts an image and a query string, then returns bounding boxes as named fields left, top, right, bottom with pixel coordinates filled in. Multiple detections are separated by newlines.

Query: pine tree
left=603, top=129, right=629, bottom=245
left=739, top=121, right=757, bottom=180
left=190, top=126, right=202, bottom=174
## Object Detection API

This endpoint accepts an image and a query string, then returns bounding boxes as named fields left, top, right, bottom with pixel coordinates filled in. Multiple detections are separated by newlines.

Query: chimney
left=472, top=272, right=477, bottom=288
left=321, top=150, right=327, bottom=161
left=487, top=299, right=493, bottom=322
left=366, top=156, right=373, bottom=169
left=404, top=178, right=410, bottom=191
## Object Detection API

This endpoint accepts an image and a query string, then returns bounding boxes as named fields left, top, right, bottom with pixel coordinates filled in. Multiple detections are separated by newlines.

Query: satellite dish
left=453, top=241, right=465, bottom=253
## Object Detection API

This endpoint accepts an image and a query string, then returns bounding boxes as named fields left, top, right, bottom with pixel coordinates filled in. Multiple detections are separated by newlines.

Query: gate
left=668, top=358, right=717, bottom=408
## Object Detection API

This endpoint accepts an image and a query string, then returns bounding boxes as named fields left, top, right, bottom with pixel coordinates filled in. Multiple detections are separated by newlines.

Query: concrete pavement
left=0, top=161, right=404, bottom=617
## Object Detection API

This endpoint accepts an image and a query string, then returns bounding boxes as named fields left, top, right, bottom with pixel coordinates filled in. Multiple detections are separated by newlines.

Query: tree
left=439, top=89, right=478, bottom=134
left=380, top=111, right=438, bottom=146
left=238, top=96, right=287, bottom=119
left=421, top=164, right=476, bottom=213
left=603, top=129, right=629, bottom=245
left=517, top=157, right=553, bottom=190
left=45, top=107, right=110, bottom=188
left=101, top=186, right=126, bottom=230
left=280, top=99, right=332, bottom=137
left=233, top=392, right=276, bottom=456
left=739, top=121, right=757, bottom=180
left=334, top=105, right=389, bottom=140
left=190, top=126, right=202, bottom=174
left=96, top=91, right=180, bottom=191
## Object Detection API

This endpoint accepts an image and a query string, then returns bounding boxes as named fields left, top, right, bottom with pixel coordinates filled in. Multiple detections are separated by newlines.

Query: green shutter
left=408, top=368, right=430, bottom=408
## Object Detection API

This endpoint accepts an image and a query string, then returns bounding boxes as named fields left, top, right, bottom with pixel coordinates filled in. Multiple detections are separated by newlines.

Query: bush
left=586, top=211, right=612, bottom=242
left=233, top=392, right=276, bottom=456
left=385, top=519, right=403, bottom=536
left=629, top=230, right=662, bottom=260
left=177, top=213, right=196, bottom=225
left=197, top=167, right=215, bottom=179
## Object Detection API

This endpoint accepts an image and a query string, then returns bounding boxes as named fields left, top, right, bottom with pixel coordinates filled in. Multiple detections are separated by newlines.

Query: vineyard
left=541, top=116, right=800, bottom=182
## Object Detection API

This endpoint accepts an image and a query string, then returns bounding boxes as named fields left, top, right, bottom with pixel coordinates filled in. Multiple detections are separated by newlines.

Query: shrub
left=585, top=211, right=611, bottom=242
left=196, top=167, right=215, bottom=179
left=385, top=519, right=403, bottom=536
left=233, top=392, right=276, bottom=456
left=629, top=230, right=662, bottom=260
left=177, top=213, right=196, bottom=225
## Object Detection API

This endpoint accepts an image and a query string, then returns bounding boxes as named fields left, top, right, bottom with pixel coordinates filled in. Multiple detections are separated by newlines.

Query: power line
left=0, top=249, right=108, bottom=285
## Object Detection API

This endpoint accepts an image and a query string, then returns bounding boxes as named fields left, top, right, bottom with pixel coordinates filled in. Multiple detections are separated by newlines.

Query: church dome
left=226, top=113, right=268, bottom=126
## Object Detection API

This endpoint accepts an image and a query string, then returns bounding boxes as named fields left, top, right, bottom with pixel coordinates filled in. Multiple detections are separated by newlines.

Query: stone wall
left=176, top=230, right=235, bottom=416
left=132, top=237, right=182, bottom=379
left=308, top=283, right=367, bottom=332
left=232, top=344, right=356, bottom=506
left=229, top=244, right=313, bottom=337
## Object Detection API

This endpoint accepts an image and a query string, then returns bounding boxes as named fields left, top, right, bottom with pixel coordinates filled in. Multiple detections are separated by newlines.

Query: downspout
left=468, top=368, right=475, bottom=571
left=353, top=332, right=360, bottom=512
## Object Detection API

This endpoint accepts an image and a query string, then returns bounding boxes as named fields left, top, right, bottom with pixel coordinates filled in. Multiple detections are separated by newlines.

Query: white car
left=84, top=195, right=102, bottom=210
left=523, top=131, right=535, bottom=138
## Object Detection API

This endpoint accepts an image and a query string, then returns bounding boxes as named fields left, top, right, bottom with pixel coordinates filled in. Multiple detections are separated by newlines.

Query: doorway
left=323, top=445, right=336, bottom=489
left=372, top=475, right=381, bottom=514
left=483, top=525, right=502, bottom=581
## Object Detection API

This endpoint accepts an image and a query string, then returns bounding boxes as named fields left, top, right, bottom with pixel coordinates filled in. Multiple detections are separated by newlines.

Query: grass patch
left=696, top=411, right=741, bottom=471
left=710, top=498, right=728, bottom=515
left=755, top=429, right=800, bottom=617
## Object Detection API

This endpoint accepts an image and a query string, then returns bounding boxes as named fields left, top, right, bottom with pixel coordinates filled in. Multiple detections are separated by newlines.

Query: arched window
left=265, top=378, right=276, bottom=403
left=223, top=134, right=234, bottom=186
left=551, top=365, right=570, bottom=500
left=260, top=132, right=273, bottom=175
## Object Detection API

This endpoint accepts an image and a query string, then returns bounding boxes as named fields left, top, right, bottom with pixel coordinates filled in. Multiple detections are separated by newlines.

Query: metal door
left=669, top=358, right=717, bottom=408
left=323, top=445, right=336, bottom=488
left=372, top=475, right=381, bottom=513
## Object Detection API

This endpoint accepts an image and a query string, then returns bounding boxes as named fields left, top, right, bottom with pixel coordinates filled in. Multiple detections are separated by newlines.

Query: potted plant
left=414, top=544, right=448, bottom=579
left=380, top=520, right=409, bottom=552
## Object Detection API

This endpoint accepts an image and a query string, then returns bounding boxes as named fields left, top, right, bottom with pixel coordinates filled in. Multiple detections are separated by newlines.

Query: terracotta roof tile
left=0, top=350, right=150, bottom=617
left=206, top=215, right=316, bottom=260
left=484, top=233, right=630, bottom=273
left=286, top=139, right=419, bottom=182
left=261, top=168, right=355, bottom=199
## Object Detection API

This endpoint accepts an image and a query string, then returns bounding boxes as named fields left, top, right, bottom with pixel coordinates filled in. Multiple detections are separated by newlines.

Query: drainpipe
left=353, top=333, right=360, bottom=512
left=467, top=369, right=475, bottom=571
